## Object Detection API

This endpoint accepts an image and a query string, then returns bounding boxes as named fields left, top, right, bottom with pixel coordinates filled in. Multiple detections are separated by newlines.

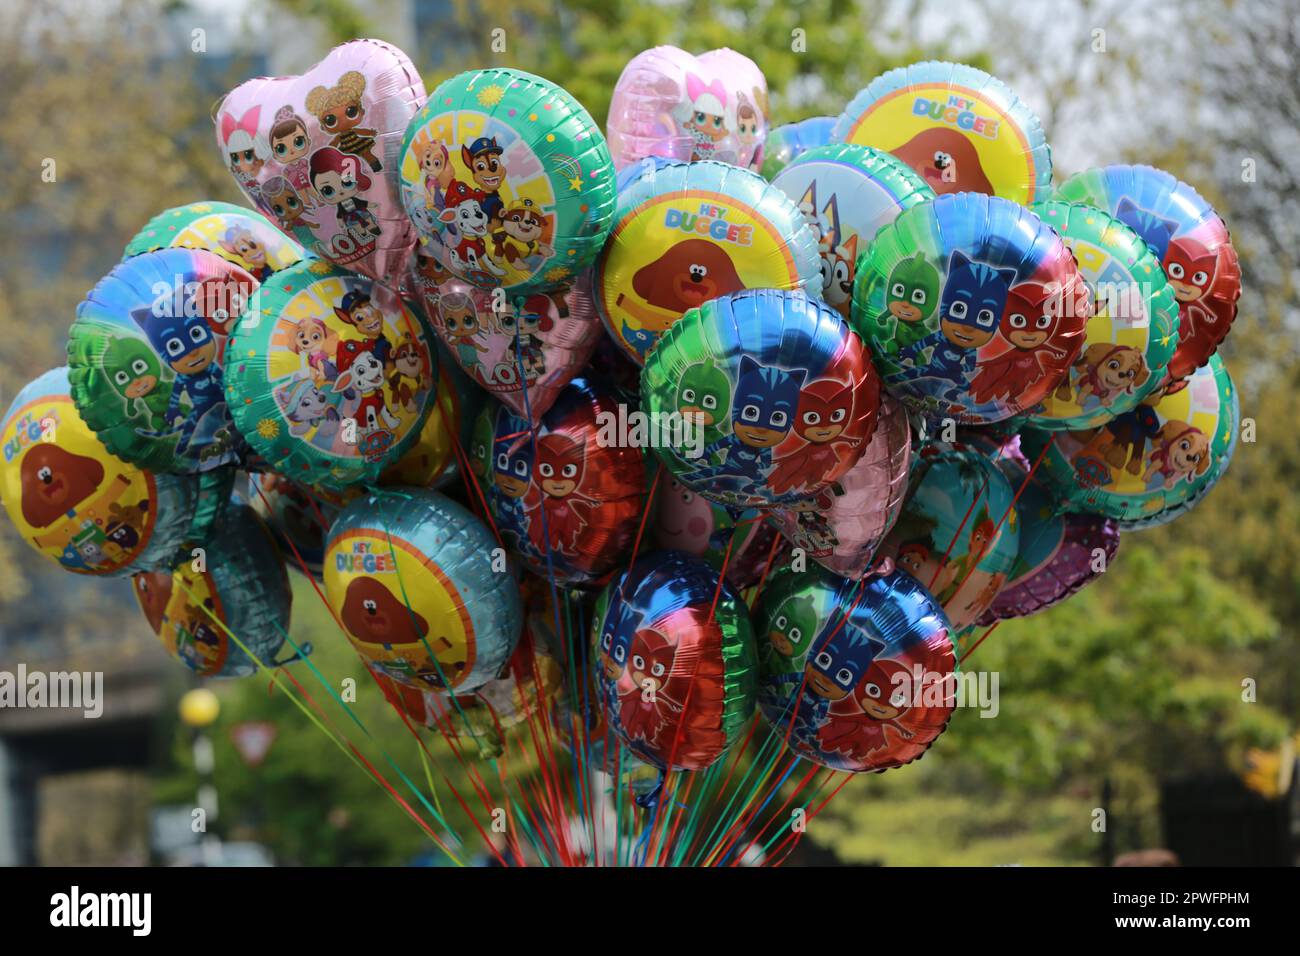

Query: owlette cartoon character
left=415, top=138, right=453, bottom=211
left=1062, top=343, right=1150, bottom=406
left=884, top=252, right=942, bottom=354
left=1142, top=421, right=1211, bottom=490
left=333, top=340, right=398, bottom=457
left=618, top=239, right=746, bottom=353
left=309, top=147, right=381, bottom=246
left=896, top=251, right=1017, bottom=404
left=334, top=290, right=392, bottom=367
left=341, top=577, right=429, bottom=644
left=20, top=445, right=105, bottom=528
left=268, top=105, right=315, bottom=194
left=676, top=74, right=730, bottom=161
left=388, top=336, right=426, bottom=413
left=131, top=300, right=235, bottom=463
left=304, top=71, right=382, bottom=171
left=675, top=359, right=732, bottom=451
left=969, top=281, right=1071, bottom=406
left=436, top=291, right=488, bottom=379
left=461, top=136, right=507, bottom=221
left=262, top=176, right=318, bottom=241
left=818, top=658, right=917, bottom=765
left=891, top=128, right=994, bottom=195
left=526, top=433, right=594, bottom=555
left=290, top=317, right=338, bottom=385
left=617, top=628, right=683, bottom=746
left=1114, top=198, right=1177, bottom=260
left=220, top=106, right=270, bottom=196
left=680, top=357, right=807, bottom=495
left=767, top=377, right=859, bottom=496
left=102, top=337, right=172, bottom=429
left=1163, top=236, right=1219, bottom=342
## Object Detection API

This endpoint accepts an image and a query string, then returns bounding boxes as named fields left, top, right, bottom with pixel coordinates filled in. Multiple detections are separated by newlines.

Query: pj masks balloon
left=852, top=193, right=1090, bottom=425
left=216, top=39, right=426, bottom=282
left=477, top=378, right=648, bottom=587
left=606, top=46, right=769, bottom=171
left=324, top=488, right=521, bottom=692
left=642, top=289, right=880, bottom=509
left=594, top=550, right=758, bottom=772
left=755, top=564, right=956, bottom=773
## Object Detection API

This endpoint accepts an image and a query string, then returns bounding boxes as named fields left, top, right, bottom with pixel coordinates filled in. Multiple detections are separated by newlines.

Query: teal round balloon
left=123, top=201, right=309, bottom=279
left=131, top=501, right=294, bottom=678
left=224, top=260, right=440, bottom=491
left=399, top=67, right=617, bottom=294
left=324, top=488, right=522, bottom=692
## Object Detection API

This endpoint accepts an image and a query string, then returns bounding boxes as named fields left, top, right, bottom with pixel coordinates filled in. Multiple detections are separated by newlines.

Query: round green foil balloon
left=399, top=67, right=617, bottom=294
left=224, top=260, right=440, bottom=491
left=1022, top=200, right=1179, bottom=431
left=1020, top=353, right=1238, bottom=529
left=123, top=201, right=308, bottom=279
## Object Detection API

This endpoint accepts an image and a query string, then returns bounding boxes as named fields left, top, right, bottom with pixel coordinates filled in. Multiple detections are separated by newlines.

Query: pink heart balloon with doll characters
left=215, top=39, right=425, bottom=285
left=606, top=46, right=769, bottom=171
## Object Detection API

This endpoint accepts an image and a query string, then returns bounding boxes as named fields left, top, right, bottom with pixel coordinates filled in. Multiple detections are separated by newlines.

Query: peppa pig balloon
left=606, top=46, right=769, bottom=171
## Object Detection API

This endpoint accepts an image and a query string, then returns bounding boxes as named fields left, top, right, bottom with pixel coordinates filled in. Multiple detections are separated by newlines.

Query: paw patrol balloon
left=642, top=289, right=880, bottom=509
left=877, top=441, right=1020, bottom=631
left=853, top=193, right=1090, bottom=425
left=324, top=488, right=522, bottom=692
left=760, top=115, right=836, bottom=179
left=606, top=46, right=769, bottom=172
left=1020, top=354, right=1238, bottom=529
left=132, top=502, right=293, bottom=679
left=224, top=260, right=438, bottom=491
left=399, top=68, right=617, bottom=295
left=771, top=143, right=934, bottom=320
left=68, top=248, right=256, bottom=474
left=378, top=345, right=483, bottom=490
left=755, top=563, right=955, bottom=773
left=593, top=550, right=757, bottom=772
left=1, top=368, right=206, bottom=576
left=596, top=160, right=820, bottom=364
left=835, top=61, right=1052, bottom=204
left=124, top=201, right=308, bottom=280
left=216, top=39, right=426, bottom=282
left=1021, top=200, right=1180, bottom=431
left=1055, top=164, right=1241, bottom=386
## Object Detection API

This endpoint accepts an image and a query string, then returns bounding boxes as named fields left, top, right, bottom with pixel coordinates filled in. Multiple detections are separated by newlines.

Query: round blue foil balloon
left=755, top=564, right=956, bottom=773
left=593, top=550, right=757, bottom=772
left=760, top=115, right=836, bottom=178
left=131, top=501, right=294, bottom=678
left=324, top=487, right=522, bottom=692
left=641, top=289, right=881, bottom=508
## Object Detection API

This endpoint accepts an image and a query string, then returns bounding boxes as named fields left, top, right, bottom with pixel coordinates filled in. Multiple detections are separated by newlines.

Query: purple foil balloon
left=769, top=395, right=912, bottom=578
left=963, top=429, right=1120, bottom=623
left=410, top=271, right=603, bottom=422
left=606, top=46, right=769, bottom=171
left=216, top=39, right=425, bottom=285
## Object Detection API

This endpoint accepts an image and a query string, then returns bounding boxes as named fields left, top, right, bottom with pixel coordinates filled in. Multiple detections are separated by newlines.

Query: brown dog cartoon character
left=21, top=444, right=105, bottom=528
left=305, top=71, right=382, bottom=171
left=1143, top=421, right=1211, bottom=490
left=617, top=237, right=747, bottom=353
left=341, top=577, right=429, bottom=646
left=1060, top=344, right=1151, bottom=406
left=891, top=128, right=994, bottom=195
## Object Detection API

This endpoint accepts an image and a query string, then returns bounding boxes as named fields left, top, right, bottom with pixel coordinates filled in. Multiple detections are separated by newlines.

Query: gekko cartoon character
left=103, top=337, right=173, bottom=429
left=308, top=147, right=381, bottom=245
left=617, top=627, right=684, bottom=747
left=819, top=658, right=917, bottom=765
left=437, top=291, right=488, bottom=380
left=617, top=239, right=746, bottom=354
left=883, top=252, right=942, bottom=355
left=895, top=251, right=1017, bottom=405
left=1114, top=198, right=1178, bottom=260
left=304, top=71, right=382, bottom=171
left=797, top=622, right=884, bottom=743
left=461, top=136, right=507, bottom=221
left=767, top=377, right=859, bottom=496
left=675, top=74, right=730, bottom=161
left=765, top=592, right=819, bottom=660
left=1163, top=235, right=1220, bottom=344
left=969, top=281, right=1071, bottom=406
left=20, top=444, right=105, bottom=528
left=467, top=410, right=496, bottom=482
left=1060, top=343, right=1151, bottom=406
left=130, top=299, right=234, bottom=461
left=334, top=290, right=393, bottom=367
left=1142, top=421, right=1211, bottom=490
left=680, top=357, right=807, bottom=495
left=891, top=127, right=994, bottom=195
left=526, top=433, right=594, bottom=556
left=675, top=359, right=732, bottom=451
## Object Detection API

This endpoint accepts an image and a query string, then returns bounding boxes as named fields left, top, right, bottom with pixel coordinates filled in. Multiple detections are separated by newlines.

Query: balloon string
left=763, top=769, right=849, bottom=865
left=718, top=757, right=811, bottom=866
left=929, top=479, right=983, bottom=591
left=728, top=760, right=820, bottom=866
left=958, top=619, right=1001, bottom=666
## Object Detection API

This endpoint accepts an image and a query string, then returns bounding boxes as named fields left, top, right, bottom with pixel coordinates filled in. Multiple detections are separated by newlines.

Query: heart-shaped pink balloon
left=606, top=46, right=769, bottom=171
left=769, top=395, right=912, bottom=578
left=408, top=269, right=603, bottom=422
left=215, top=39, right=425, bottom=285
